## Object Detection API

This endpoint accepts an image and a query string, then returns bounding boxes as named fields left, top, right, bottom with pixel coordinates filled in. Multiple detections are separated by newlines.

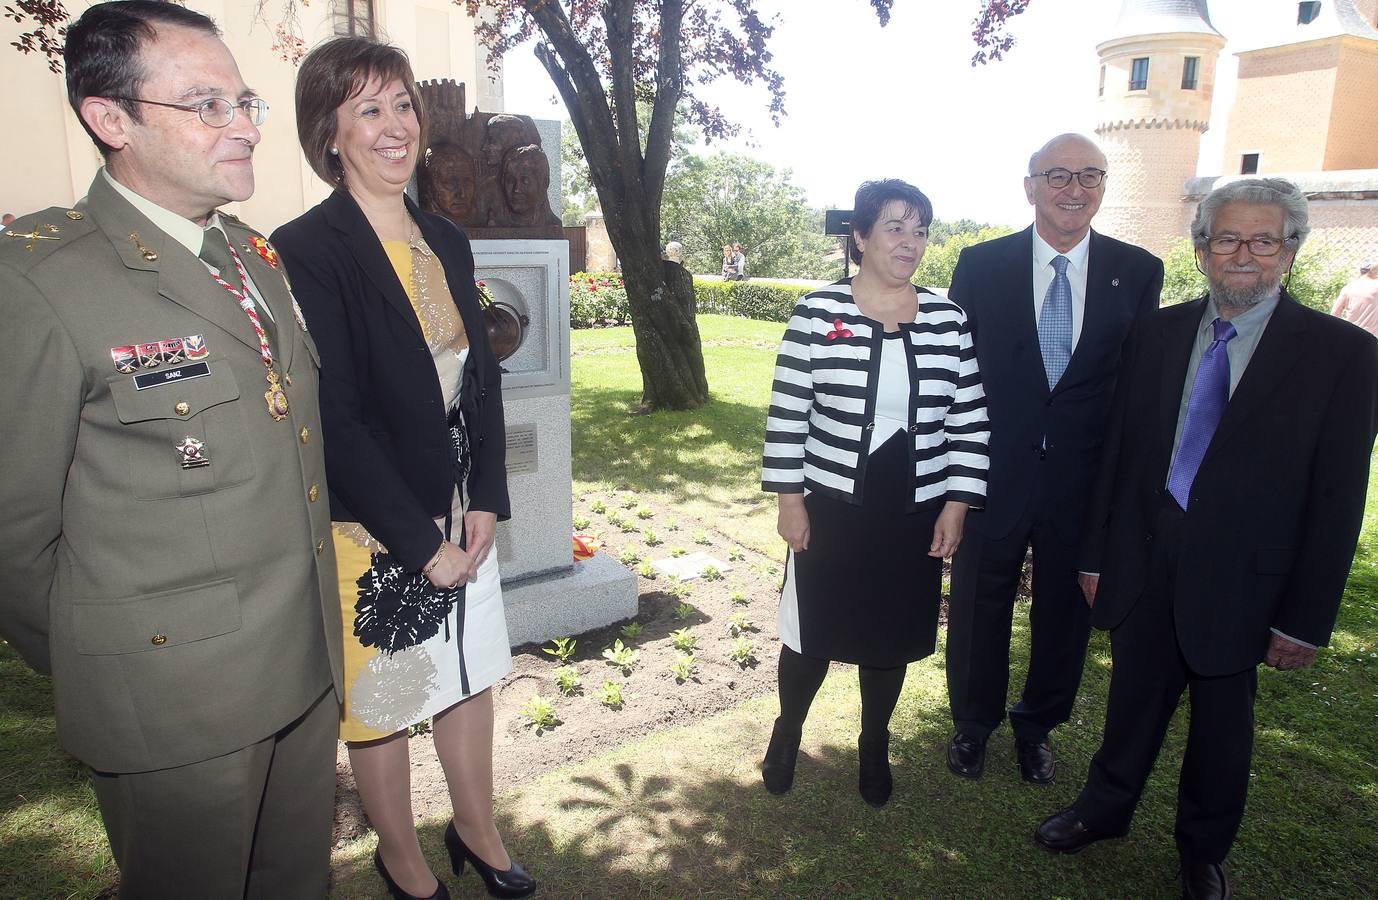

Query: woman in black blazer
left=272, top=38, right=533, bottom=900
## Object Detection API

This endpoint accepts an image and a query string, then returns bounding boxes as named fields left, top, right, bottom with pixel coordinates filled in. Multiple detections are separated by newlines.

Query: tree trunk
left=619, top=246, right=708, bottom=411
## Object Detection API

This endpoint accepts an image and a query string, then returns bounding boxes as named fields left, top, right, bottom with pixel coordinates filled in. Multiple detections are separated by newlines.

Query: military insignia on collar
left=249, top=236, right=279, bottom=268
left=5, top=223, right=60, bottom=251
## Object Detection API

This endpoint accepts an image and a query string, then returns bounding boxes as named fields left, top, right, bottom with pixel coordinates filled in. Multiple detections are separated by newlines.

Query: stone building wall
left=1098, top=124, right=1202, bottom=256
left=1325, top=39, right=1378, bottom=171
left=1222, top=41, right=1341, bottom=175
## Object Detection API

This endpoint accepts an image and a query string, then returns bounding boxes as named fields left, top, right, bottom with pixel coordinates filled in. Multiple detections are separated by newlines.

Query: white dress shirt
left=1031, top=228, right=1091, bottom=351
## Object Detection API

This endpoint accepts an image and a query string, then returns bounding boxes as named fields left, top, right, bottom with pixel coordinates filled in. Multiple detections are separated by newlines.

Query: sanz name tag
left=132, top=361, right=211, bottom=391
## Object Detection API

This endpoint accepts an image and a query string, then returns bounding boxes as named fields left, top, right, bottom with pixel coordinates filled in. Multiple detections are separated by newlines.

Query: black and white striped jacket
left=761, top=279, right=990, bottom=509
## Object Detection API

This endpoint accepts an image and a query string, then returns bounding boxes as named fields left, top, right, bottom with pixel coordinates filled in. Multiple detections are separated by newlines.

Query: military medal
left=111, top=345, right=137, bottom=373
left=136, top=342, right=162, bottom=368
left=184, top=334, right=208, bottom=360
left=175, top=435, right=210, bottom=468
left=205, top=241, right=290, bottom=421
left=159, top=337, right=185, bottom=364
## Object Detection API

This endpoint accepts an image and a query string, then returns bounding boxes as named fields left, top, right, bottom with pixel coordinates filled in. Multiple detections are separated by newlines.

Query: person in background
left=722, top=242, right=737, bottom=279
left=760, top=178, right=989, bottom=807
left=0, top=3, right=343, bottom=895
left=272, top=37, right=534, bottom=900
left=0, top=212, right=14, bottom=231
left=1035, top=177, right=1378, bottom=900
left=732, top=242, right=747, bottom=280
left=1329, top=259, right=1378, bottom=336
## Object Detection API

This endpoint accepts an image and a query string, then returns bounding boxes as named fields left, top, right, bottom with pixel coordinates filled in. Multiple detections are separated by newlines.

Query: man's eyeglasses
left=113, top=96, right=269, bottom=128
left=1205, top=235, right=1295, bottom=257
left=1031, top=167, right=1107, bottom=189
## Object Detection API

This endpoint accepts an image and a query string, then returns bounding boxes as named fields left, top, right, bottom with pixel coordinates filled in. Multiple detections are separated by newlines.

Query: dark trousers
left=946, top=508, right=1092, bottom=741
left=1075, top=503, right=1257, bottom=864
left=91, top=686, right=337, bottom=899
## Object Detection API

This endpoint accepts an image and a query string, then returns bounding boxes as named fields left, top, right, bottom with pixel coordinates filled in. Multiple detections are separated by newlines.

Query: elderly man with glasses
left=942, top=133, right=1163, bottom=789
left=0, top=3, right=342, bottom=895
left=1034, top=177, right=1378, bottom=900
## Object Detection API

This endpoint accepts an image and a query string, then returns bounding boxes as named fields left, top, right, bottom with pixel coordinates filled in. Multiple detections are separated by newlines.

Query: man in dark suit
left=944, top=134, right=1163, bottom=784
left=1035, top=178, right=1378, bottom=899
left=0, top=4, right=342, bottom=895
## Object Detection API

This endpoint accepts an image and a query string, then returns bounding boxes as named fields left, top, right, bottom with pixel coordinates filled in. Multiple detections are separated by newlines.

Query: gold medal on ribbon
left=264, top=367, right=290, bottom=421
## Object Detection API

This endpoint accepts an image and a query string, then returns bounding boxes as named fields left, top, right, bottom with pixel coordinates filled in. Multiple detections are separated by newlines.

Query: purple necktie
left=1167, top=317, right=1237, bottom=510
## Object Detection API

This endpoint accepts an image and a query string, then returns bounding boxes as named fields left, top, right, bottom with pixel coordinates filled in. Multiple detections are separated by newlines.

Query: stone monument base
left=501, top=552, right=638, bottom=647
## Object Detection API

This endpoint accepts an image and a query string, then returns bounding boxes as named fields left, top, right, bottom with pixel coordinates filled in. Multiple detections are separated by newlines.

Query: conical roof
left=1101, top=0, right=1223, bottom=43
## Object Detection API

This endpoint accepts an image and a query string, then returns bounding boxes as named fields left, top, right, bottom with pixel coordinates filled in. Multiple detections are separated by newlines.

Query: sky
left=501, top=0, right=1297, bottom=228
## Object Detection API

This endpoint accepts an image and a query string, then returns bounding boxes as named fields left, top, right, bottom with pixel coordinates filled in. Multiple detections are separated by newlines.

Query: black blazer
left=948, top=226, right=1163, bottom=544
left=271, top=190, right=509, bottom=572
left=1080, top=291, right=1378, bottom=674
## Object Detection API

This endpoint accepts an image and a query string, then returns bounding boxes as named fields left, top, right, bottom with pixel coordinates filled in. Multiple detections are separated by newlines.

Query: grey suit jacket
left=0, top=174, right=344, bottom=772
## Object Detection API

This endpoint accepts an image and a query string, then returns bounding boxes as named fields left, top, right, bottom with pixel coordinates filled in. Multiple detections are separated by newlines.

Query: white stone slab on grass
left=650, top=552, right=732, bottom=581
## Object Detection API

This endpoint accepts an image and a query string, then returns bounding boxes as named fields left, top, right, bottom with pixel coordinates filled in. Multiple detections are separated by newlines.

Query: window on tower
left=1182, top=57, right=1200, bottom=90
left=1099, top=65, right=1106, bottom=97
left=1297, top=1, right=1322, bottom=25
left=333, top=0, right=376, bottom=37
left=1130, top=57, right=1149, bottom=91
left=1241, top=153, right=1260, bottom=175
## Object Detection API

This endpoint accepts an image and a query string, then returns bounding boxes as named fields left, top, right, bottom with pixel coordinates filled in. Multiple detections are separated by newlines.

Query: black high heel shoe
left=857, top=730, right=892, bottom=808
left=761, top=717, right=803, bottom=794
left=443, top=821, right=537, bottom=898
left=373, top=849, right=451, bottom=900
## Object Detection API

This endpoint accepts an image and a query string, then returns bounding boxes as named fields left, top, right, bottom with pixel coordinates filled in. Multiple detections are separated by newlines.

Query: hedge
left=569, top=272, right=815, bottom=328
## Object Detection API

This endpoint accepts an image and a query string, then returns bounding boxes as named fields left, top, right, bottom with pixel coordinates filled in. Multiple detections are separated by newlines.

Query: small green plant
left=693, top=529, right=711, bottom=545
left=554, top=666, right=581, bottom=696
left=729, top=635, right=755, bottom=666
left=602, top=639, right=640, bottom=675
left=670, top=546, right=686, bottom=558
left=669, top=627, right=699, bottom=652
left=642, top=527, right=661, bottom=546
left=701, top=565, right=722, bottom=581
left=620, top=621, right=644, bottom=640
left=728, top=546, right=745, bottom=562
left=573, top=513, right=591, bottom=530
left=520, top=695, right=559, bottom=732
left=606, top=512, right=625, bottom=529
left=636, top=507, right=654, bottom=519
left=665, top=520, right=680, bottom=531
left=619, top=546, right=641, bottom=565
left=598, top=680, right=624, bottom=709
left=619, top=519, right=639, bottom=534
left=729, top=584, right=750, bottom=605
left=408, top=720, right=432, bottom=738
left=636, top=561, right=656, bottom=579
left=590, top=499, right=606, bottom=514
left=670, top=654, right=696, bottom=683
left=542, top=636, right=576, bottom=663
left=668, top=580, right=692, bottom=599
left=727, top=612, right=756, bottom=637
left=673, top=601, right=695, bottom=620
left=620, top=494, right=639, bottom=509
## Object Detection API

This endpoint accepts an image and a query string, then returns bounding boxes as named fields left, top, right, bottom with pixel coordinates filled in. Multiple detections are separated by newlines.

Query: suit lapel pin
left=1111, top=278, right=1120, bottom=287
left=175, top=435, right=210, bottom=469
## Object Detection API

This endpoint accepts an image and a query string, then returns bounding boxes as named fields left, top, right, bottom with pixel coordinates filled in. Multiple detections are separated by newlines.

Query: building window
left=1241, top=153, right=1260, bottom=175
left=1098, top=65, right=1106, bottom=97
left=334, top=0, right=375, bottom=37
left=1182, top=56, right=1200, bottom=90
left=1297, top=1, right=1322, bottom=25
left=1129, top=57, right=1149, bottom=91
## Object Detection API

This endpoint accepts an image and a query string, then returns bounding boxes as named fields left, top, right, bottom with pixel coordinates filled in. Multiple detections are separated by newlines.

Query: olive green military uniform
left=0, top=173, right=344, bottom=898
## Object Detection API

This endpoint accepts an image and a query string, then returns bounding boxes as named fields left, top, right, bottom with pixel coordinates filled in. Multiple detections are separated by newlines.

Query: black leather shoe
left=857, top=731, right=892, bottom=807
left=443, top=821, right=536, bottom=899
left=373, top=849, right=450, bottom=900
left=1181, top=860, right=1230, bottom=900
left=947, top=731, right=986, bottom=779
left=1016, top=738, right=1056, bottom=785
left=761, top=718, right=803, bottom=795
left=1033, top=808, right=1124, bottom=854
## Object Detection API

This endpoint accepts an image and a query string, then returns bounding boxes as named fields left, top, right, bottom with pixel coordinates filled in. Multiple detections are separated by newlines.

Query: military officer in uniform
left=0, top=3, right=343, bottom=896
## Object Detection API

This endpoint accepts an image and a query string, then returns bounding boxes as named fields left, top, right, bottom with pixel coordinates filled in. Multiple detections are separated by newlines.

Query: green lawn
left=3, top=315, right=1376, bottom=898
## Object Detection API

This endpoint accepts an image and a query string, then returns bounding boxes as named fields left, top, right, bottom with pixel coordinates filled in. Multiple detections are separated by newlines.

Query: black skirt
left=778, top=431, right=943, bottom=668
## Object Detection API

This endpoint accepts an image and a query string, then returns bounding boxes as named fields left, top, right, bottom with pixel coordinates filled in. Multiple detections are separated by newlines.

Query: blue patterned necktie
left=1038, top=255, right=1073, bottom=389
left=1167, top=317, right=1238, bottom=510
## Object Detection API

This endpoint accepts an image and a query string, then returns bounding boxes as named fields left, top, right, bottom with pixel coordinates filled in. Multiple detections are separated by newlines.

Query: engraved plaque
left=506, top=423, right=538, bottom=475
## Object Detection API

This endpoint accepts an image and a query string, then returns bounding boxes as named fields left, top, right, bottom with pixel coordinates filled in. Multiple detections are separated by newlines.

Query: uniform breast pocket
left=107, top=359, right=257, bottom=500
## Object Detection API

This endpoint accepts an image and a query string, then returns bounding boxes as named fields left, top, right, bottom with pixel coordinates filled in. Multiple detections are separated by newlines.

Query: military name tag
left=133, top=361, right=211, bottom=391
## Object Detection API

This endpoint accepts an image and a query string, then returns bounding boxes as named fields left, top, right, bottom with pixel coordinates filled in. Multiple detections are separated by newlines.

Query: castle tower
left=1094, top=0, right=1226, bottom=256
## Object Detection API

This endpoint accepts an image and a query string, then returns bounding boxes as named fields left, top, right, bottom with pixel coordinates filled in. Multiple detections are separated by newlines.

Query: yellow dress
left=332, top=237, right=512, bottom=742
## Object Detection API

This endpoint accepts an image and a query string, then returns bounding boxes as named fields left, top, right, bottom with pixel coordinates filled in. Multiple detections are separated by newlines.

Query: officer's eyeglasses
left=114, top=96, right=270, bottom=128
left=1031, top=167, right=1107, bottom=189
left=1205, top=235, right=1295, bottom=257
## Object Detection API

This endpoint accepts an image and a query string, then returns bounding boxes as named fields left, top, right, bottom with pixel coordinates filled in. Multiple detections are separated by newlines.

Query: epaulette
left=0, top=206, right=99, bottom=271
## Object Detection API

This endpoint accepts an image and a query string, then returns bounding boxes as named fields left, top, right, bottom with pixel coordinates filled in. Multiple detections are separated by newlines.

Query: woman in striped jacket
left=759, top=179, right=990, bottom=807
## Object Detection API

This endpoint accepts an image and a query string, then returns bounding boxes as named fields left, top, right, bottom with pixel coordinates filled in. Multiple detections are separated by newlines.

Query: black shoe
left=947, top=731, right=986, bottom=779
left=443, top=821, right=536, bottom=899
left=857, top=731, right=892, bottom=808
left=761, top=718, right=803, bottom=795
left=1016, top=737, right=1056, bottom=785
left=1033, top=808, right=1124, bottom=854
left=373, top=849, right=450, bottom=900
left=1181, top=860, right=1230, bottom=900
